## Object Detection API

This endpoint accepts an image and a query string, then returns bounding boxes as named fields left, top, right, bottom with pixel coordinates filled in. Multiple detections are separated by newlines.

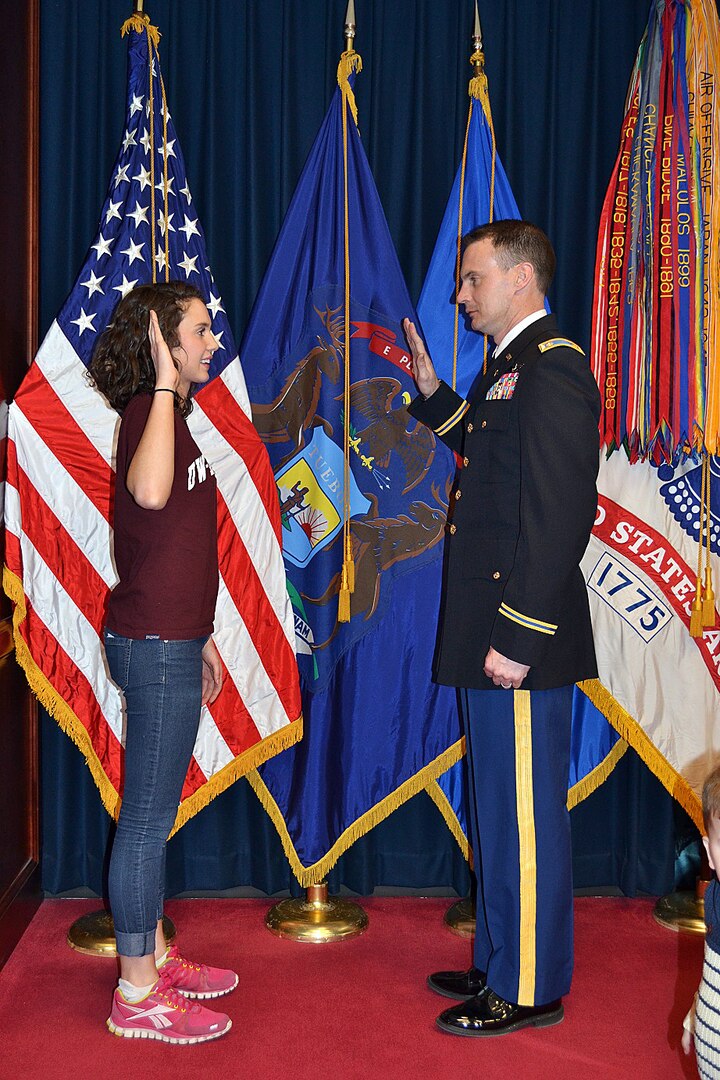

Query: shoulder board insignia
left=538, top=337, right=585, bottom=355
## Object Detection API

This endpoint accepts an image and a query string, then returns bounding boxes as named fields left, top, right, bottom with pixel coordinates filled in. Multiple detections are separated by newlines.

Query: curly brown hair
left=88, top=281, right=207, bottom=417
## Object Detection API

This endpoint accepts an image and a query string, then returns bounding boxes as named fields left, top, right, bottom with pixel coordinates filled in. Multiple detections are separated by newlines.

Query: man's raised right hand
left=403, top=318, right=440, bottom=399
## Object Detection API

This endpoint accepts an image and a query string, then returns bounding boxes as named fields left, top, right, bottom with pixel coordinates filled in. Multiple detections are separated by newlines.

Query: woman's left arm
left=201, top=637, right=223, bottom=705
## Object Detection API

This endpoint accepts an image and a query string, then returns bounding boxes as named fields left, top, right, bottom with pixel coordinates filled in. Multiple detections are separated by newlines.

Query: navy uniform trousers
left=462, top=685, right=574, bottom=1007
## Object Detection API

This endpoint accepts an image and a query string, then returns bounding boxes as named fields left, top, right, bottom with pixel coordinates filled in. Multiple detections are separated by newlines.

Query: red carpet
left=0, top=897, right=704, bottom=1079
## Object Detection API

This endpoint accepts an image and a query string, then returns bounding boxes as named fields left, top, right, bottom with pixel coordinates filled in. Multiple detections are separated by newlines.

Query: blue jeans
left=105, top=632, right=206, bottom=958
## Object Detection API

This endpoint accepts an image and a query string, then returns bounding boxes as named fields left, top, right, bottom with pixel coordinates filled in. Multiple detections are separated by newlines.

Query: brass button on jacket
left=449, top=523, right=457, bottom=535
left=467, top=422, right=474, bottom=433
left=481, top=419, right=487, bottom=429
left=463, top=456, right=469, bottom=467
left=455, top=489, right=462, bottom=500
left=492, top=571, right=501, bottom=580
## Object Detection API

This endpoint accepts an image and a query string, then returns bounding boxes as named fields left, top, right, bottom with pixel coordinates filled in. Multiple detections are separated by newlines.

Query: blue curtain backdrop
left=38, top=0, right=697, bottom=897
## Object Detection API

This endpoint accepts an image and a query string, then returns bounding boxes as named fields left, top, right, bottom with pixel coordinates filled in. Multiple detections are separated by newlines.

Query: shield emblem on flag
left=277, top=428, right=371, bottom=568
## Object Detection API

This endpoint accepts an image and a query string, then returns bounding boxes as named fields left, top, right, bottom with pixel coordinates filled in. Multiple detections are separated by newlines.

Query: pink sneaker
left=107, top=970, right=232, bottom=1044
left=159, top=944, right=239, bottom=999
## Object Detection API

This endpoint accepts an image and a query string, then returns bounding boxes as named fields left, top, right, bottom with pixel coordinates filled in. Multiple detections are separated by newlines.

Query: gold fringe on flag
left=3, top=565, right=123, bottom=823
left=247, top=736, right=466, bottom=886
left=578, top=677, right=703, bottom=832
left=566, top=736, right=628, bottom=810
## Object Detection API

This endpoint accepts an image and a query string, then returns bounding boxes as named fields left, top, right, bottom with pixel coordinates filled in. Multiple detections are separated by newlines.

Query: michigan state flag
left=241, top=55, right=462, bottom=882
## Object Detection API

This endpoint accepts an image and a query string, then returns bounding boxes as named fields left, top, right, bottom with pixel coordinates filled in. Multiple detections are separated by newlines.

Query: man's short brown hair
left=462, top=220, right=556, bottom=295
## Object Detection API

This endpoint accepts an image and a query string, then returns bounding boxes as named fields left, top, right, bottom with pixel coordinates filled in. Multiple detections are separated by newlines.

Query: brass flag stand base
left=444, top=897, right=475, bottom=938
left=653, top=881, right=708, bottom=935
left=67, top=910, right=177, bottom=957
left=653, top=856, right=710, bottom=935
left=653, top=892, right=705, bottom=934
left=265, top=883, right=368, bottom=943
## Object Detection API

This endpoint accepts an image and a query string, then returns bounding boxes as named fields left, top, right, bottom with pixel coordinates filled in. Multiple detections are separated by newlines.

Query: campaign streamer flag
left=421, top=32, right=625, bottom=851
left=3, top=15, right=301, bottom=832
left=241, top=50, right=463, bottom=884
left=586, top=0, right=720, bottom=826
left=591, top=0, right=720, bottom=460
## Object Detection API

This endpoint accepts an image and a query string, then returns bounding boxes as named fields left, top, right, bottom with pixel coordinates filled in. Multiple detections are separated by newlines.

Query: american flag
left=3, top=19, right=302, bottom=831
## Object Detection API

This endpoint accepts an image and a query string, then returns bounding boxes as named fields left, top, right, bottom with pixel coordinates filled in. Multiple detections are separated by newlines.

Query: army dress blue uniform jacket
left=408, top=313, right=601, bottom=691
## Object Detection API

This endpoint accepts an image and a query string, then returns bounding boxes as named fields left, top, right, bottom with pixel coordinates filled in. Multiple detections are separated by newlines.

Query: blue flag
left=419, top=73, right=625, bottom=849
left=417, top=89, right=521, bottom=399
left=241, top=57, right=462, bottom=882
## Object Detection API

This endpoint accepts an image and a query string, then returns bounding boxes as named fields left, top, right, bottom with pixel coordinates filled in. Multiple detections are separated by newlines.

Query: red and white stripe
left=5, top=321, right=301, bottom=819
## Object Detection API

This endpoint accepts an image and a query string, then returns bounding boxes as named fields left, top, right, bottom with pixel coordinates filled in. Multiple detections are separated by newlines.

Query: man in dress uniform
left=404, top=220, right=600, bottom=1037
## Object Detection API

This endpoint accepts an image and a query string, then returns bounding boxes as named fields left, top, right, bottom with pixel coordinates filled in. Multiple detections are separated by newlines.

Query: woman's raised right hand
left=148, top=309, right=179, bottom=391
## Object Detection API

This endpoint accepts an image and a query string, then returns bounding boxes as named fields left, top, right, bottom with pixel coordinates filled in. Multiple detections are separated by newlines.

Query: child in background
left=683, top=765, right=720, bottom=1077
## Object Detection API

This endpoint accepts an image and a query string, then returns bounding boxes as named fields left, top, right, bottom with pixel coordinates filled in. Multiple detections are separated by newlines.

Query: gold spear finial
left=473, top=0, right=483, bottom=51
left=344, top=0, right=356, bottom=52
left=472, top=0, right=485, bottom=85
left=134, top=0, right=145, bottom=12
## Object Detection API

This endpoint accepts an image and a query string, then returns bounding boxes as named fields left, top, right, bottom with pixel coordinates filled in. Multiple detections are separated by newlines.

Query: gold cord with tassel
left=453, top=47, right=497, bottom=389
left=120, top=13, right=161, bottom=48
left=702, top=454, right=716, bottom=626
left=119, top=16, right=171, bottom=284
left=158, top=61, right=171, bottom=281
left=336, top=50, right=362, bottom=622
left=690, top=452, right=708, bottom=637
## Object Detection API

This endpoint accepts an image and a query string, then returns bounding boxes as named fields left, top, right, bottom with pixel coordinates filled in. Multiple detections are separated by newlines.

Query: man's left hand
left=484, top=647, right=530, bottom=689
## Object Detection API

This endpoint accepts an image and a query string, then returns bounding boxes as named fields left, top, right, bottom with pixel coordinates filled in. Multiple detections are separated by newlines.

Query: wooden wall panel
left=0, top=0, right=41, bottom=970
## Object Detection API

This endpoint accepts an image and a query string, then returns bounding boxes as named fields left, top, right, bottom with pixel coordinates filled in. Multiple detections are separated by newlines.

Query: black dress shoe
left=427, top=966, right=487, bottom=1000
left=436, top=986, right=564, bottom=1037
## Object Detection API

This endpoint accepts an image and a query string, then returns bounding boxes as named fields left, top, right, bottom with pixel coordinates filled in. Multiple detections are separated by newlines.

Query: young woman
left=90, top=281, right=236, bottom=1044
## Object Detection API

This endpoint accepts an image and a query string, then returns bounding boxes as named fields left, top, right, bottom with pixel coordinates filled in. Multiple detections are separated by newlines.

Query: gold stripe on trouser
left=514, top=690, right=537, bottom=1005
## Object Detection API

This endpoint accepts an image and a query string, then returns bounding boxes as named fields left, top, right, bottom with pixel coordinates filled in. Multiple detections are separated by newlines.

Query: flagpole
left=344, top=0, right=355, bottom=52
left=440, top=0, right=496, bottom=937
left=65, top=0, right=177, bottom=958
left=472, top=1, right=482, bottom=70
left=264, top=0, right=368, bottom=943
left=442, top=1, right=487, bottom=939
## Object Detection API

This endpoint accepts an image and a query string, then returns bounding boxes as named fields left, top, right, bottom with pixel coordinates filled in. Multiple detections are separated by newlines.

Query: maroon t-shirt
left=106, top=394, right=219, bottom=639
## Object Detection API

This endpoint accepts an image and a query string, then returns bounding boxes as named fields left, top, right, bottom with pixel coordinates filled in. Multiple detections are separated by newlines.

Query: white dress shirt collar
left=492, top=309, right=548, bottom=359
